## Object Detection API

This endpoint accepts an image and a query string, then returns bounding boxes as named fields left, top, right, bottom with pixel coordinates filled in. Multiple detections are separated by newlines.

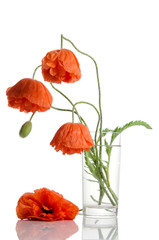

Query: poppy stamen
left=42, top=206, right=54, bottom=214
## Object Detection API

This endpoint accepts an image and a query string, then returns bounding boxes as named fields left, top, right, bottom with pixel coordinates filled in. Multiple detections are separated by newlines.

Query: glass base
left=83, top=204, right=118, bottom=218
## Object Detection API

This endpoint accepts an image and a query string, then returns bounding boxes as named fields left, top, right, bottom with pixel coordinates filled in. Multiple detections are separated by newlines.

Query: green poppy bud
left=19, top=121, right=32, bottom=138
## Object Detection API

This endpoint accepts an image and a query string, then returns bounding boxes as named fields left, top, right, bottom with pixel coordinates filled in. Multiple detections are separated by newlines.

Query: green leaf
left=84, top=152, right=97, bottom=178
left=96, top=128, right=112, bottom=144
left=118, top=120, right=152, bottom=131
left=104, top=139, right=112, bottom=156
left=84, top=149, right=95, bottom=165
left=101, top=128, right=112, bottom=138
left=87, top=148, right=95, bottom=160
left=110, top=120, right=152, bottom=145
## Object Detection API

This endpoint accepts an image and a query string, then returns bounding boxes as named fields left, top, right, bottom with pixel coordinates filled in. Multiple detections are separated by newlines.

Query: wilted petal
left=16, top=188, right=79, bottom=221
left=6, top=78, right=53, bottom=113
left=42, top=49, right=81, bottom=84
left=50, top=122, right=94, bottom=155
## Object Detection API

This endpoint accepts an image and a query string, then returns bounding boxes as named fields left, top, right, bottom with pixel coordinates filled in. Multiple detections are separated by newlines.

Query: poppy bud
left=19, top=121, right=32, bottom=138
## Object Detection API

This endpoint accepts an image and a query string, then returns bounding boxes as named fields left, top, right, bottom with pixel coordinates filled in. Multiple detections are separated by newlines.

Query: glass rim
left=91, top=144, right=121, bottom=147
left=90, top=130, right=121, bottom=147
left=90, top=130, right=121, bottom=134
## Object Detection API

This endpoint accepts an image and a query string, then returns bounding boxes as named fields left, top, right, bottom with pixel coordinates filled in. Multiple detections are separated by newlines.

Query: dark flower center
left=42, top=206, right=53, bottom=214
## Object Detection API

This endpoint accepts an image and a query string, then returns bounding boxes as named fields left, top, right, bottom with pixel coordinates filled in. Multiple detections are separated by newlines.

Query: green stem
left=32, top=65, right=42, bottom=79
left=109, top=187, right=118, bottom=204
left=106, top=151, right=118, bottom=204
left=106, top=154, right=111, bottom=187
left=29, top=112, right=35, bottom=121
left=51, top=106, right=72, bottom=112
left=72, top=105, right=75, bottom=123
left=99, top=179, right=116, bottom=206
left=73, top=101, right=99, bottom=142
left=51, top=106, right=87, bottom=126
left=99, top=185, right=104, bottom=205
left=50, top=83, right=73, bottom=105
left=89, top=169, right=116, bottom=206
left=97, top=156, right=118, bottom=205
left=73, top=101, right=100, bottom=117
left=72, top=101, right=100, bottom=159
left=61, top=35, right=103, bottom=158
left=61, top=34, right=63, bottom=48
left=50, top=83, right=85, bottom=125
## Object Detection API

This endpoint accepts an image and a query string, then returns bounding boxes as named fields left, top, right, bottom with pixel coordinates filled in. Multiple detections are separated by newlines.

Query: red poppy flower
left=6, top=78, right=53, bottom=113
left=50, top=122, right=94, bottom=155
left=16, top=188, right=79, bottom=221
left=42, top=49, right=81, bottom=84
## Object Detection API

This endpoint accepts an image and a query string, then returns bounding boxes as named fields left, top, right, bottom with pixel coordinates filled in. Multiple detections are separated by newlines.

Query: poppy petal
left=6, top=78, right=53, bottom=113
left=50, top=123, right=94, bottom=155
left=42, top=49, right=81, bottom=84
left=16, top=188, right=79, bottom=221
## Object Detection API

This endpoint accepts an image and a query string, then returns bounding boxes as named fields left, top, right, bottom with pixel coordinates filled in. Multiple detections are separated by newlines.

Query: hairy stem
left=32, top=65, right=42, bottom=79
left=50, top=83, right=86, bottom=125
left=73, top=101, right=100, bottom=144
left=51, top=106, right=86, bottom=125
left=29, top=112, right=35, bottom=121
left=61, top=34, right=103, bottom=158
left=73, top=101, right=100, bottom=158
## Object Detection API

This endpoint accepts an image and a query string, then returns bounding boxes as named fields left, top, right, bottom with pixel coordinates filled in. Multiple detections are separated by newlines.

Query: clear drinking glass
left=82, top=131, right=121, bottom=218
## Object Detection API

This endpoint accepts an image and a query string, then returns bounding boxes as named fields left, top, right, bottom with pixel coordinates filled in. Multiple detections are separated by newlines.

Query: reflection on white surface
left=16, top=219, right=79, bottom=240
left=82, top=216, right=118, bottom=240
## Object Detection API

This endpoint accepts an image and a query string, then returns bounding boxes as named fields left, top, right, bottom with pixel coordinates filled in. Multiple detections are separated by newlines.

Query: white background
left=0, top=0, right=159, bottom=239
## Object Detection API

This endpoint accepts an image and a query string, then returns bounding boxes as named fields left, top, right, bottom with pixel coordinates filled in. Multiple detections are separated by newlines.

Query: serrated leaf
left=104, top=139, right=112, bottom=156
left=87, top=149, right=95, bottom=160
left=118, top=120, right=152, bottom=131
left=84, top=152, right=97, bottom=178
left=96, top=128, right=112, bottom=143
left=110, top=120, right=152, bottom=145
left=84, top=149, right=97, bottom=166
left=101, top=128, right=112, bottom=137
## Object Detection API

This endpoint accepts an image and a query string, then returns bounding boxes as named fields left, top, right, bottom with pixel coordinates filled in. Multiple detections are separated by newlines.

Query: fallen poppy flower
left=6, top=78, right=53, bottom=113
left=16, top=188, right=79, bottom=221
left=42, top=49, right=81, bottom=84
left=50, top=122, right=94, bottom=155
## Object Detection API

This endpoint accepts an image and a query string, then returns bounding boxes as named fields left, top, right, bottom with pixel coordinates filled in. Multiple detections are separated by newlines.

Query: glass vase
left=82, top=131, right=121, bottom=218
